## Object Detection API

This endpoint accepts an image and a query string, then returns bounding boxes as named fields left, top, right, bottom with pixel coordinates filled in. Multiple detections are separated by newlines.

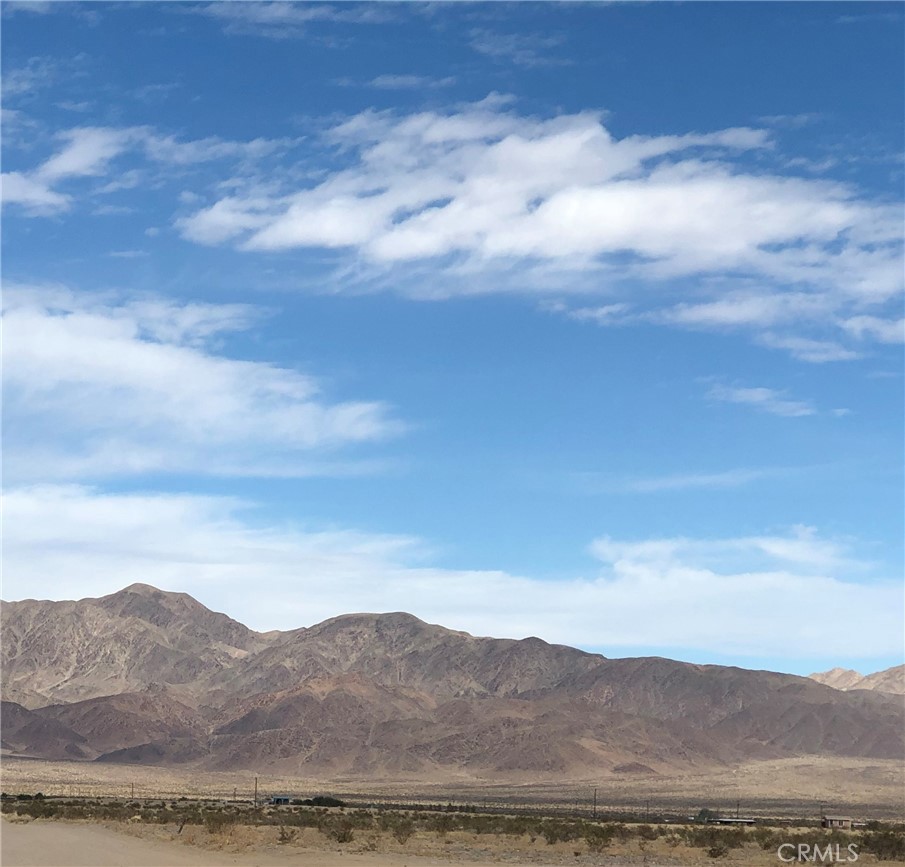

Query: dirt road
left=0, top=818, right=570, bottom=867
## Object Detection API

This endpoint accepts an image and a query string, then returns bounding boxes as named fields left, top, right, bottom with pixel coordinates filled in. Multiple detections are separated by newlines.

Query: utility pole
left=254, top=777, right=258, bottom=807
left=593, top=787, right=597, bottom=820
left=131, top=783, right=134, bottom=800
left=736, top=800, right=740, bottom=819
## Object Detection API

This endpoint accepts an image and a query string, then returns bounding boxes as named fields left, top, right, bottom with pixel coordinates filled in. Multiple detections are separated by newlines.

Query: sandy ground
left=0, top=819, right=578, bottom=867
left=3, top=755, right=903, bottom=819
left=4, top=816, right=903, bottom=867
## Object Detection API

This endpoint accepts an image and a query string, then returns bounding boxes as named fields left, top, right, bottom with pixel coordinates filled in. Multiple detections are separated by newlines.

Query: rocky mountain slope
left=2, top=584, right=902, bottom=779
left=1, top=585, right=268, bottom=708
left=810, top=665, right=905, bottom=695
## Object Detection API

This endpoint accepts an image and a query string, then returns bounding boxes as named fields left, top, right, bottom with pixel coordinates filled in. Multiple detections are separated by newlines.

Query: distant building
left=270, top=795, right=291, bottom=806
left=822, top=816, right=853, bottom=830
left=713, top=817, right=756, bottom=825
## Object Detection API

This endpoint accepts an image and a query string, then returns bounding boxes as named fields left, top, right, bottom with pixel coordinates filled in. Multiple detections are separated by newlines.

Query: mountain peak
left=117, top=582, right=166, bottom=596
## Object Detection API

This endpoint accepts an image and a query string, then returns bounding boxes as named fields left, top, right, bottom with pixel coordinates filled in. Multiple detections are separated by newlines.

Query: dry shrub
left=320, top=816, right=355, bottom=843
left=227, top=825, right=258, bottom=851
left=204, top=810, right=236, bottom=835
left=277, top=825, right=297, bottom=844
left=584, top=826, right=613, bottom=853
left=392, top=819, right=415, bottom=844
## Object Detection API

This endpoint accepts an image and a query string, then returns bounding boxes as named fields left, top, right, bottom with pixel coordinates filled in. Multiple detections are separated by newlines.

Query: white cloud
left=40, top=127, right=132, bottom=180
left=2, top=285, right=400, bottom=481
left=177, top=100, right=902, bottom=357
left=3, top=485, right=901, bottom=659
left=0, top=171, right=70, bottom=213
left=707, top=384, right=816, bottom=417
left=3, top=127, right=132, bottom=214
left=2, top=127, right=132, bottom=214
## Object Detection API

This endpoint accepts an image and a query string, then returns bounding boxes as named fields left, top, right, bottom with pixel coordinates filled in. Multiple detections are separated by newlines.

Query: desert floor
left=0, top=817, right=629, bottom=867
left=5, top=815, right=905, bottom=867
left=2, top=755, right=903, bottom=819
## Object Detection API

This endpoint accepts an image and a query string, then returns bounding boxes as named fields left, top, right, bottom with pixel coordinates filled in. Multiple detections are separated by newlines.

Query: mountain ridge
left=2, top=585, right=902, bottom=779
left=809, top=665, right=905, bottom=695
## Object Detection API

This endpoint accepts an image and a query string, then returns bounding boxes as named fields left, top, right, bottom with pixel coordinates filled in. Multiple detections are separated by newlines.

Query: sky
left=2, top=1, right=903, bottom=677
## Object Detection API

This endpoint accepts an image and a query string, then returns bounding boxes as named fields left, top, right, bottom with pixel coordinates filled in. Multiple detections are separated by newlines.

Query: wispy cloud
left=366, top=74, right=457, bottom=90
left=2, top=284, right=401, bottom=482
left=620, top=468, right=772, bottom=493
left=175, top=99, right=902, bottom=359
left=572, top=466, right=792, bottom=495
left=1, top=56, right=59, bottom=97
left=1, top=1, right=55, bottom=16
left=1, top=124, right=300, bottom=215
left=5, top=486, right=900, bottom=658
left=757, top=113, right=822, bottom=129
left=841, top=316, right=905, bottom=344
left=2, top=52, right=92, bottom=101
left=56, top=100, right=94, bottom=113
left=196, top=2, right=391, bottom=38
left=132, top=81, right=183, bottom=103
left=835, top=12, right=904, bottom=25
left=469, top=29, right=570, bottom=67
left=707, top=384, right=816, bottom=417
left=107, top=249, right=150, bottom=259
left=2, top=127, right=133, bottom=214
left=550, top=301, right=632, bottom=325
left=758, top=334, right=862, bottom=364
left=591, top=524, right=860, bottom=577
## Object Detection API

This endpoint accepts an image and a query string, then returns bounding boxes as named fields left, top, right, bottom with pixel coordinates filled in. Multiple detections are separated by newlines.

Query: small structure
left=270, top=795, right=291, bottom=806
left=714, top=817, right=756, bottom=825
left=822, top=815, right=853, bottom=830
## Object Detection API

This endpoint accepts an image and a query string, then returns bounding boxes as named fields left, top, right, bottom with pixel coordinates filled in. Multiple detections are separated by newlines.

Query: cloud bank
left=174, top=100, right=902, bottom=357
left=2, top=285, right=400, bottom=481
left=4, top=485, right=900, bottom=659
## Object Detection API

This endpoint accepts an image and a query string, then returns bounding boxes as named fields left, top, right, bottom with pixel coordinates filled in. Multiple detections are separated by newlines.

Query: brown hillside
left=2, top=586, right=901, bottom=779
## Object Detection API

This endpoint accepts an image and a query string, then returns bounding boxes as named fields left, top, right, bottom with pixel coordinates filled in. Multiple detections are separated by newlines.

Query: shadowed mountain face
left=2, top=585, right=902, bottom=779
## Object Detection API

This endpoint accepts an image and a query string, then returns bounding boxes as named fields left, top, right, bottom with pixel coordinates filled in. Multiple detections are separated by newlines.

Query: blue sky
left=2, top=1, right=903, bottom=676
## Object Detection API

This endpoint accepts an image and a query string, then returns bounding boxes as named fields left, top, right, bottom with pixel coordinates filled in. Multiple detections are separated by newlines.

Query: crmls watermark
left=777, top=843, right=859, bottom=863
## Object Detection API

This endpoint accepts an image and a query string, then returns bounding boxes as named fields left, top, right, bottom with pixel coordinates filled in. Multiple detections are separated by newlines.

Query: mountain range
left=2, top=584, right=902, bottom=779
